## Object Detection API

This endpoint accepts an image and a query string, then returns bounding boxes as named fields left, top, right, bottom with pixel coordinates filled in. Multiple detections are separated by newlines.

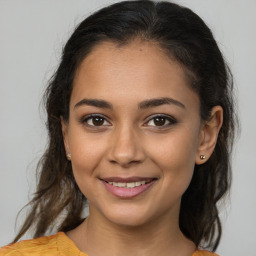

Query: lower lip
left=101, top=180, right=156, bottom=199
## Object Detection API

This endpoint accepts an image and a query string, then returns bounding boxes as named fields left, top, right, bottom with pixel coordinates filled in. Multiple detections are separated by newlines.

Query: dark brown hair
left=14, top=0, right=237, bottom=251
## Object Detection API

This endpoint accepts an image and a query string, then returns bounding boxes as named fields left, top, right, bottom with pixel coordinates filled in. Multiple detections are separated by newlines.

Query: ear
left=60, top=116, right=71, bottom=160
left=195, top=106, right=223, bottom=164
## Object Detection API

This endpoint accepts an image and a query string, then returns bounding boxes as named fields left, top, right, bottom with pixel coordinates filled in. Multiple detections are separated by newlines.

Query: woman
left=0, top=1, right=236, bottom=255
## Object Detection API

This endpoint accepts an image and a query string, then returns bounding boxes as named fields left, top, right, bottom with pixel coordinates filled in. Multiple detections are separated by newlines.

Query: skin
left=62, top=39, right=223, bottom=256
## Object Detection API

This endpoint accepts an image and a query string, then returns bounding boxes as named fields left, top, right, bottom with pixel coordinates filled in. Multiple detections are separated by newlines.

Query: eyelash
left=144, top=114, right=177, bottom=128
left=80, top=114, right=177, bottom=129
left=81, top=114, right=111, bottom=128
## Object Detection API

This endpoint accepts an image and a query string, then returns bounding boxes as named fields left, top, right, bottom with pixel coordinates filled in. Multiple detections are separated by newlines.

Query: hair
left=13, top=0, right=237, bottom=251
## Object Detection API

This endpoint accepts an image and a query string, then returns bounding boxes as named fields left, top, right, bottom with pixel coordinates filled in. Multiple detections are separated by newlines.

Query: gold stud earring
left=67, top=152, right=71, bottom=160
left=200, top=155, right=206, bottom=160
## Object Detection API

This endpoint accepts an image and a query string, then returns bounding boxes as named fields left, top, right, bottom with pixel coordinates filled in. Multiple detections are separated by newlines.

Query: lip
left=101, top=176, right=155, bottom=183
left=100, top=177, right=157, bottom=199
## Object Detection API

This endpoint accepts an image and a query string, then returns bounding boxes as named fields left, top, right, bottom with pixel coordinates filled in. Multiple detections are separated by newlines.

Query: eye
left=82, top=114, right=111, bottom=127
left=145, top=115, right=177, bottom=128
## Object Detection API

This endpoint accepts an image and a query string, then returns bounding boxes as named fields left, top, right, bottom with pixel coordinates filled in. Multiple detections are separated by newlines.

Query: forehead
left=74, top=39, right=182, bottom=83
left=71, top=40, right=199, bottom=110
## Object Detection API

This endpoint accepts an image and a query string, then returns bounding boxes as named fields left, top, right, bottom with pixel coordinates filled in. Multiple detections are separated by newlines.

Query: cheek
left=149, top=127, right=198, bottom=164
left=68, top=129, right=107, bottom=193
left=147, top=128, right=199, bottom=189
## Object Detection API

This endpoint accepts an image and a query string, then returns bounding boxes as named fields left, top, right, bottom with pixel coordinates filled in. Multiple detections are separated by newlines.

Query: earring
left=67, top=152, right=71, bottom=160
left=200, top=155, right=206, bottom=160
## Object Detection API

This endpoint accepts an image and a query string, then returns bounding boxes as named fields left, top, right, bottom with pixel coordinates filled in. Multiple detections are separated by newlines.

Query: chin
left=101, top=206, right=155, bottom=228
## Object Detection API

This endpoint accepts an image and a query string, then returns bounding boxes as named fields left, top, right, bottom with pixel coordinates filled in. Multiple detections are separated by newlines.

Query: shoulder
left=193, top=250, right=219, bottom=256
left=0, top=233, right=60, bottom=256
left=0, top=232, right=86, bottom=256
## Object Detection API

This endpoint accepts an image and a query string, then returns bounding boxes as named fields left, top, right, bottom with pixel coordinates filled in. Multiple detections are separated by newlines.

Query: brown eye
left=153, top=117, right=166, bottom=126
left=145, top=115, right=177, bottom=128
left=83, top=115, right=111, bottom=127
left=92, top=116, right=104, bottom=126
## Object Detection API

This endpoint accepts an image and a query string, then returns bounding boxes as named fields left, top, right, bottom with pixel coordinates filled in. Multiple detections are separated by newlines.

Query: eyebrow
left=74, top=97, right=185, bottom=110
left=74, top=98, right=113, bottom=109
left=139, top=97, right=185, bottom=109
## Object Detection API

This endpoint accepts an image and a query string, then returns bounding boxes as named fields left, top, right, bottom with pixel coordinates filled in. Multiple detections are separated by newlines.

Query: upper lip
left=100, top=176, right=157, bottom=183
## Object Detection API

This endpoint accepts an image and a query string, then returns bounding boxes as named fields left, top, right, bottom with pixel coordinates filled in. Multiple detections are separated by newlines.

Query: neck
left=67, top=207, right=195, bottom=256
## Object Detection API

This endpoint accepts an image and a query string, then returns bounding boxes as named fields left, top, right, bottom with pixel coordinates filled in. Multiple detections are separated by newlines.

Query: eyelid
left=80, top=114, right=112, bottom=127
left=143, top=114, right=177, bottom=127
left=79, top=113, right=177, bottom=129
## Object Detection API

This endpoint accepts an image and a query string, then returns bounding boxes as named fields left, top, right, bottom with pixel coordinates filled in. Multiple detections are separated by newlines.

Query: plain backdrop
left=0, top=1, right=256, bottom=255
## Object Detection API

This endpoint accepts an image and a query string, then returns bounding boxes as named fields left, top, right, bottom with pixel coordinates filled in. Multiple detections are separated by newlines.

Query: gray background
left=0, top=1, right=255, bottom=255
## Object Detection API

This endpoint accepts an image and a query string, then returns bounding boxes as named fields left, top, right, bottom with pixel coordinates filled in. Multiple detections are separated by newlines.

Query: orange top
left=0, top=232, right=219, bottom=256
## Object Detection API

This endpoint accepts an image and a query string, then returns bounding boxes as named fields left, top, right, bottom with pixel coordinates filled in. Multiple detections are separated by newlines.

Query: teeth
left=108, top=180, right=148, bottom=188
left=127, top=182, right=135, bottom=188
left=117, top=182, right=126, bottom=187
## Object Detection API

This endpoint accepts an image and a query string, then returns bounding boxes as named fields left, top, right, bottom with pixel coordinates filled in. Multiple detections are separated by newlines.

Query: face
left=62, top=40, right=204, bottom=227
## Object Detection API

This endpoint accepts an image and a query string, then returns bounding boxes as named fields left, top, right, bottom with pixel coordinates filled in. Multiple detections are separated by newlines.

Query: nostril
left=107, top=130, right=146, bottom=166
left=109, top=158, right=142, bottom=167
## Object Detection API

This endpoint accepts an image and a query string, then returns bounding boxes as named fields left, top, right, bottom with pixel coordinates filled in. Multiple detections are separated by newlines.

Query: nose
left=107, top=125, right=146, bottom=167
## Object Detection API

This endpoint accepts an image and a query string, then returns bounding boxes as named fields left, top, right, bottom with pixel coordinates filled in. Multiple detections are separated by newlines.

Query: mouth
left=100, top=177, right=157, bottom=198
left=105, top=180, right=152, bottom=188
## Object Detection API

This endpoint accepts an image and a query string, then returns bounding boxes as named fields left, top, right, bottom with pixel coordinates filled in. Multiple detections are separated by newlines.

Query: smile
left=100, top=177, right=157, bottom=198
left=106, top=180, right=148, bottom=188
